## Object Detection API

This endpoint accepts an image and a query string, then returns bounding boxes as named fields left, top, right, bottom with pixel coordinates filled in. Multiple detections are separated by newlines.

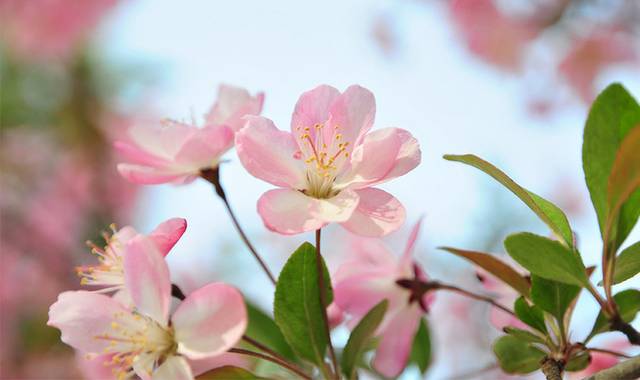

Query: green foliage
left=493, top=335, right=545, bottom=374
left=440, top=247, right=530, bottom=297
left=503, top=327, right=546, bottom=345
left=443, top=154, right=574, bottom=246
left=565, top=353, right=591, bottom=372
left=273, top=242, right=333, bottom=368
left=246, top=302, right=297, bottom=362
left=504, top=233, right=588, bottom=286
left=583, top=83, right=640, bottom=248
left=588, top=289, right=640, bottom=340
left=409, top=318, right=432, bottom=374
left=530, top=275, right=581, bottom=323
left=514, top=297, right=547, bottom=333
left=196, top=366, right=269, bottom=379
left=341, top=300, right=388, bottom=379
left=612, top=241, right=640, bottom=284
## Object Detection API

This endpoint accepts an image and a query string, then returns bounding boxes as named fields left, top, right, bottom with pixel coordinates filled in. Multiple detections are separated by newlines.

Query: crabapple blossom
left=76, top=218, right=186, bottom=294
left=236, top=84, right=420, bottom=236
left=116, top=85, right=263, bottom=185
left=49, top=234, right=247, bottom=380
left=333, top=220, right=433, bottom=377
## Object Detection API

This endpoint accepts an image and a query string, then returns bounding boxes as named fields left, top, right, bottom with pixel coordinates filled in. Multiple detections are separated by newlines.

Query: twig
left=541, top=358, right=563, bottom=380
left=436, top=283, right=516, bottom=316
left=241, top=335, right=310, bottom=378
left=583, top=355, right=640, bottom=380
left=229, top=348, right=311, bottom=379
left=201, top=167, right=276, bottom=285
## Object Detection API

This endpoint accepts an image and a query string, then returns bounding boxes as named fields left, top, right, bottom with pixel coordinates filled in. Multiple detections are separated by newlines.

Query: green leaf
left=246, top=302, right=297, bottom=362
left=440, top=247, right=530, bottom=297
left=409, top=318, right=432, bottom=374
left=605, top=126, right=640, bottom=247
left=612, top=241, right=640, bottom=284
left=565, top=353, right=591, bottom=372
left=503, top=327, right=546, bottom=345
left=583, top=83, right=640, bottom=248
left=530, top=275, right=581, bottom=322
left=588, top=289, right=640, bottom=340
left=196, top=366, right=270, bottom=379
left=493, top=335, right=545, bottom=374
left=514, top=297, right=547, bottom=333
left=273, top=242, right=333, bottom=367
left=444, top=154, right=574, bottom=246
left=341, top=300, right=388, bottom=379
left=504, top=232, right=588, bottom=286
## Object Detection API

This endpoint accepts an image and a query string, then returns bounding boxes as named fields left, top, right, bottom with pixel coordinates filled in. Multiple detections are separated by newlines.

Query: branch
left=610, top=315, right=640, bottom=346
left=583, top=355, right=640, bottom=380
left=541, top=358, right=563, bottom=380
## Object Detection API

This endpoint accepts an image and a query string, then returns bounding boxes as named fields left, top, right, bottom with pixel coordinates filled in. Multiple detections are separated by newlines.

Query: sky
left=98, top=0, right=639, bottom=377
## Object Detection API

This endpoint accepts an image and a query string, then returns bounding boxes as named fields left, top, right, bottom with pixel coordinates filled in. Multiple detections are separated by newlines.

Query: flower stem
left=201, top=168, right=276, bottom=286
left=540, top=357, right=563, bottom=380
left=241, top=335, right=311, bottom=378
left=315, top=229, right=339, bottom=379
left=435, top=283, right=515, bottom=316
left=229, top=348, right=311, bottom=379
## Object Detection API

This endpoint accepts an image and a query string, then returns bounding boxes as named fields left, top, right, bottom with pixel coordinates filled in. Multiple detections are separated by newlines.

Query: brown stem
left=229, top=348, right=311, bottom=379
left=201, top=168, right=276, bottom=285
left=610, top=315, right=640, bottom=346
left=587, top=347, right=631, bottom=359
left=436, top=283, right=516, bottom=316
left=584, top=355, right=640, bottom=380
left=241, top=336, right=310, bottom=377
left=171, top=283, right=186, bottom=300
left=541, top=358, right=563, bottom=380
left=315, top=229, right=339, bottom=379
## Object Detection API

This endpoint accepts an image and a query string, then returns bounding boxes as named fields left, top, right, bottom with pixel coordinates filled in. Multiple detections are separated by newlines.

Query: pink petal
left=173, top=125, right=234, bottom=167
left=339, top=128, right=402, bottom=188
left=128, top=121, right=194, bottom=159
left=149, top=218, right=187, bottom=257
left=341, top=188, right=405, bottom=237
left=48, top=291, right=128, bottom=353
left=172, top=283, right=247, bottom=360
left=290, top=84, right=340, bottom=132
left=188, top=353, right=250, bottom=376
left=236, top=116, right=306, bottom=188
left=373, top=307, right=422, bottom=378
left=333, top=238, right=397, bottom=283
left=327, top=302, right=344, bottom=329
left=400, top=218, right=423, bottom=268
left=328, top=85, right=376, bottom=148
left=205, top=84, right=265, bottom=132
left=76, top=353, right=120, bottom=380
left=151, top=356, right=193, bottom=380
left=371, top=128, right=421, bottom=186
left=117, top=163, right=189, bottom=185
left=114, top=140, right=169, bottom=167
left=257, top=188, right=359, bottom=235
left=123, top=236, right=171, bottom=325
left=334, top=273, right=397, bottom=323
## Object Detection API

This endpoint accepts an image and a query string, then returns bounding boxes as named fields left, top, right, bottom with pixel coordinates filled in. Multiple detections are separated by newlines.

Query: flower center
left=296, top=123, right=350, bottom=199
left=76, top=225, right=126, bottom=292
left=95, top=311, right=175, bottom=379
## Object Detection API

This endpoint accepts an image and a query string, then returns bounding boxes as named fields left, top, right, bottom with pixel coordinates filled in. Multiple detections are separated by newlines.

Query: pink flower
left=116, top=85, right=264, bottom=185
left=49, top=234, right=247, bottom=380
left=333, top=221, right=433, bottom=377
left=475, top=262, right=527, bottom=331
left=76, top=218, right=187, bottom=294
left=236, top=85, right=420, bottom=236
left=449, top=0, right=540, bottom=71
left=558, top=30, right=637, bottom=103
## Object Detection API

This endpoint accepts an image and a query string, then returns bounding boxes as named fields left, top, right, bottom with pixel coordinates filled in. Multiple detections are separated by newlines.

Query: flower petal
left=334, top=274, right=398, bottom=324
left=400, top=218, right=423, bottom=268
left=173, top=125, right=234, bottom=168
left=128, top=121, right=194, bottom=159
left=236, top=116, right=306, bottom=188
left=373, top=307, right=422, bottom=378
left=123, top=236, right=171, bottom=325
left=188, top=353, right=250, bottom=376
left=117, top=163, right=190, bottom=185
left=291, top=84, right=340, bottom=132
left=341, top=188, right=405, bottom=237
left=151, top=356, right=194, bottom=380
left=257, top=188, right=359, bottom=235
left=172, top=283, right=247, bottom=360
left=378, top=128, right=421, bottom=184
left=76, top=353, right=122, bottom=380
left=114, top=140, right=169, bottom=167
left=205, top=84, right=264, bottom=132
left=149, top=218, right=187, bottom=256
left=48, top=291, right=128, bottom=353
left=328, top=85, right=376, bottom=148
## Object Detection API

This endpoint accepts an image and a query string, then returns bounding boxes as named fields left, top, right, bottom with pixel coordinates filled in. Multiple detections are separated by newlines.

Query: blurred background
left=1, top=0, right=639, bottom=379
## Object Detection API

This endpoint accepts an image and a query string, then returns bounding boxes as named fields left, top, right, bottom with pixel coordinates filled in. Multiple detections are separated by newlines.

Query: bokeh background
left=1, top=0, right=639, bottom=379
